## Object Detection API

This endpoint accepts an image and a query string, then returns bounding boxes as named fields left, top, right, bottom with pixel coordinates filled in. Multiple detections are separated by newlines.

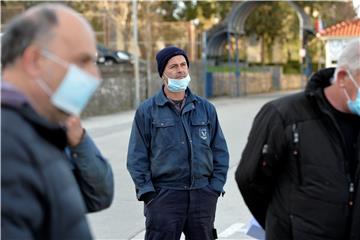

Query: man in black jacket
left=1, top=3, right=108, bottom=239
left=236, top=39, right=360, bottom=240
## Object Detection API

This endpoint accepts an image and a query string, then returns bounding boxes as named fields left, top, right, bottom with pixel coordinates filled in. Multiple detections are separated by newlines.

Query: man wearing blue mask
left=127, top=46, right=229, bottom=240
left=1, top=3, right=112, bottom=239
left=235, top=39, right=360, bottom=240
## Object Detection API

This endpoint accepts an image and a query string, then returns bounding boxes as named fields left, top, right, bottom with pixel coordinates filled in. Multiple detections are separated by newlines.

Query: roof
left=320, top=18, right=360, bottom=37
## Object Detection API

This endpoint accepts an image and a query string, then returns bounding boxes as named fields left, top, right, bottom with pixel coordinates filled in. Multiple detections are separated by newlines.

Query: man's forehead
left=58, top=16, right=93, bottom=40
left=167, top=55, right=186, bottom=65
left=51, top=12, right=96, bottom=56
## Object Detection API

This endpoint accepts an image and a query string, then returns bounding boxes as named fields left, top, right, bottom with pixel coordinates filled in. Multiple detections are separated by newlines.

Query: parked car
left=96, top=44, right=132, bottom=65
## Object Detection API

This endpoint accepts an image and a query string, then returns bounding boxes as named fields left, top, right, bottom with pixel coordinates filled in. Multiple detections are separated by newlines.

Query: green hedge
left=283, top=61, right=301, bottom=74
left=207, top=66, right=264, bottom=73
left=207, top=62, right=302, bottom=74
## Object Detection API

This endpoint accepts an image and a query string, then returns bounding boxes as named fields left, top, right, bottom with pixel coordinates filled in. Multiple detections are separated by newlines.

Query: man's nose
left=178, top=66, right=187, bottom=74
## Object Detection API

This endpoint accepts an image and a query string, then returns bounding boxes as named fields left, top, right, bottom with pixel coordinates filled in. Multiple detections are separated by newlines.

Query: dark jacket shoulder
left=1, top=105, right=91, bottom=240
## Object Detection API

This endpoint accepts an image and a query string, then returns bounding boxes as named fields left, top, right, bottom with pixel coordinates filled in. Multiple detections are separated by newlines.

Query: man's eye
left=78, top=58, right=95, bottom=67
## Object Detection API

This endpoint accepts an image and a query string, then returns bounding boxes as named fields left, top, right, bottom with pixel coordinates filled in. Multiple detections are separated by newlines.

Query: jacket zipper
left=309, top=90, right=358, bottom=238
left=292, top=123, right=303, bottom=185
left=328, top=117, right=354, bottom=208
left=348, top=182, right=354, bottom=207
left=181, top=107, right=194, bottom=188
left=320, top=104, right=355, bottom=211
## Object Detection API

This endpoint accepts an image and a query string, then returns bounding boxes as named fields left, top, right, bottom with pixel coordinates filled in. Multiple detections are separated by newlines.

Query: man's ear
left=336, top=69, right=348, bottom=88
left=21, top=45, right=43, bottom=77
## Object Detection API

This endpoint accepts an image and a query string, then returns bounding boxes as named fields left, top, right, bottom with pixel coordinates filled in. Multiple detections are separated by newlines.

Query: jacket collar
left=154, top=85, right=197, bottom=106
left=1, top=81, right=68, bottom=149
left=305, top=68, right=335, bottom=98
left=304, top=67, right=348, bottom=120
left=1, top=81, right=30, bottom=109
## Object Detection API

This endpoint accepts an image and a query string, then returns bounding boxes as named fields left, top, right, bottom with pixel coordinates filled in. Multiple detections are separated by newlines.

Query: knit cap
left=156, top=46, right=189, bottom=77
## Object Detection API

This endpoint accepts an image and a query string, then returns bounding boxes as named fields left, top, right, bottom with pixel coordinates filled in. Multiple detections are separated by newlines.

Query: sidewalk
left=82, top=90, right=299, bottom=137
left=82, top=109, right=135, bottom=138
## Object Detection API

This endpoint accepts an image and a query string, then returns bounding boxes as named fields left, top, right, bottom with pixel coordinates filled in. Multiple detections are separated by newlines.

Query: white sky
left=353, top=0, right=360, bottom=17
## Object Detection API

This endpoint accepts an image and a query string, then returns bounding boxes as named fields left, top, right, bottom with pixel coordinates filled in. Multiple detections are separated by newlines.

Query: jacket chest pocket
left=152, top=119, right=179, bottom=148
left=191, top=119, right=211, bottom=146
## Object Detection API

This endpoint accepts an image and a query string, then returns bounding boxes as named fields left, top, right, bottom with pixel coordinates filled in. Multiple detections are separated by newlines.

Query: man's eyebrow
left=168, top=61, right=187, bottom=67
left=76, top=52, right=97, bottom=63
left=168, top=63, right=178, bottom=68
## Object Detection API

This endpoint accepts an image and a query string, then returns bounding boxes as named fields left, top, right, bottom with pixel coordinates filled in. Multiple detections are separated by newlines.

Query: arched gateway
left=201, top=1, right=315, bottom=98
left=206, top=1, right=314, bottom=58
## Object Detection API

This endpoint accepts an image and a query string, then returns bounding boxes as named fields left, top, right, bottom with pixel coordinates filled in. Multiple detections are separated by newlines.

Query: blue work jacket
left=127, top=87, right=229, bottom=200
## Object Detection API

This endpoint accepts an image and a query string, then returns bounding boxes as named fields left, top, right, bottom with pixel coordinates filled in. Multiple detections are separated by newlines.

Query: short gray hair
left=1, top=4, right=59, bottom=68
left=334, top=39, right=360, bottom=80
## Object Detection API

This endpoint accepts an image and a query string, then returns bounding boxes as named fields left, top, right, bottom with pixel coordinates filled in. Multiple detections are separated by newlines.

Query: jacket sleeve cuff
left=137, top=184, right=156, bottom=200
left=140, top=191, right=157, bottom=204
left=69, top=132, right=109, bottom=169
left=209, top=178, right=225, bottom=194
left=69, top=131, right=94, bottom=151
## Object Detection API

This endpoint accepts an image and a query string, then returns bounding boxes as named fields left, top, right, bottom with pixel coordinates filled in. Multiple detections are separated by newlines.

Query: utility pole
left=146, top=2, right=152, bottom=98
left=295, top=9, right=305, bottom=87
left=132, top=0, right=140, bottom=108
left=202, top=31, right=208, bottom=97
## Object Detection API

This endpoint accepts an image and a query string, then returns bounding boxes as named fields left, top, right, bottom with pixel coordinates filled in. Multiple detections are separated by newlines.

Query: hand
left=65, top=116, right=85, bottom=147
left=141, top=192, right=157, bottom=205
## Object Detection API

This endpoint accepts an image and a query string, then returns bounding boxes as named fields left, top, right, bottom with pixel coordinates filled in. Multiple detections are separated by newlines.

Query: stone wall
left=82, top=62, right=204, bottom=117
left=82, top=63, right=302, bottom=117
left=210, top=67, right=303, bottom=97
left=280, top=74, right=304, bottom=90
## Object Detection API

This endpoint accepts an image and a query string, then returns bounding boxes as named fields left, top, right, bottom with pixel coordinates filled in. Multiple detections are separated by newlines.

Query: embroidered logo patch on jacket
left=199, top=128, right=208, bottom=140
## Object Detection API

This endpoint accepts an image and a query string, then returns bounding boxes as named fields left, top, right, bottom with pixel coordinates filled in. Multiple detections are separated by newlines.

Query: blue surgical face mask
left=165, top=74, right=191, bottom=92
left=36, top=50, right=101, bottom=116
left=343, top=71, right=360, bottom=116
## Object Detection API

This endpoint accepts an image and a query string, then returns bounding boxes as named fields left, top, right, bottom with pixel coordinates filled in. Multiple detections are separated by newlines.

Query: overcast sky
left=353, top=0, right=360, bottom=17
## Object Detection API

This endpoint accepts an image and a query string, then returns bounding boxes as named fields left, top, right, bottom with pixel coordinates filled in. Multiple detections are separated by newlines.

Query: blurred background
left=2, top=0, right=359, bottom=117
left=2, top=1, right=360, bottom=239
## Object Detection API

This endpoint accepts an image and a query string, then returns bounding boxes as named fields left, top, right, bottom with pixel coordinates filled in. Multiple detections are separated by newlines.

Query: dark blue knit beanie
left=156, top=46, right=189, bottom=77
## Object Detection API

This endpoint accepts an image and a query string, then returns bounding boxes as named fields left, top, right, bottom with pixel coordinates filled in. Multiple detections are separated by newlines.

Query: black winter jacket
left=1, top=91, right=92, bottom=239
left=235, top=68, right=360, bottom=240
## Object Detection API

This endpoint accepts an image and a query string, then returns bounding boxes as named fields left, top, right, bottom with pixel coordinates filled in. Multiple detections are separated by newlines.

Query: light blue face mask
left=36, top=50, right=101, bottom=116
left=165, top=74, right=191, bottom=92
left=343, top=71, right=360, bottom=116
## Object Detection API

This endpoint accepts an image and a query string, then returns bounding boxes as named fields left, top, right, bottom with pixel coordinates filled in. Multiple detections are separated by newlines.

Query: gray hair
left=334, top=39, right=360, bottom=80
left=1, top=4, right=60, bottom=68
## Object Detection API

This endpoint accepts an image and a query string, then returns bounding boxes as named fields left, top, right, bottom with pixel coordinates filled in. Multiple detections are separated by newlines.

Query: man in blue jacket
left=1, top=3, right=112, bottom=239
left=127, top=46, right=229, bottom=240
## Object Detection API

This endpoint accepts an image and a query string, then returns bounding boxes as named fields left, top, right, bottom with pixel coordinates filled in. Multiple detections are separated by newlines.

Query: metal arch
left=286, top=1, right=314, bottom=33
left=206, top=0, right=315, bottom=57
left=206, top=20, right=239, bottom=57
left=227, top=1, right=314, bottom=34
left=207, top=27, right=232, bottom=56
left=227, top=1, right=263, bottom=34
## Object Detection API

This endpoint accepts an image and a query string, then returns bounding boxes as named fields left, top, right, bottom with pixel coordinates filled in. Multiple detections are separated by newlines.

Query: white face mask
left=343, top=71, right=360, bottom=116
left=164, top=74, right=191, bottom=92
left=36, top=50, right=101, bottom=116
